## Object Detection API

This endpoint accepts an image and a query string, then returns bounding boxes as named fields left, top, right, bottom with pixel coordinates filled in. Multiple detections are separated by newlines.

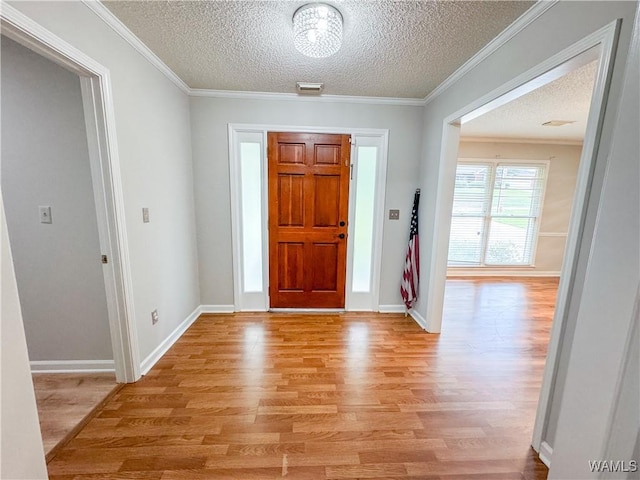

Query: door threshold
left=269, top=308, right=346, bottom=313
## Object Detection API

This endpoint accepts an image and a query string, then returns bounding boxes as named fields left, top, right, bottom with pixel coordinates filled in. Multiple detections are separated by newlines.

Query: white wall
left=7, top=1, right=201, bottom=363
left=1, top=200, right=48, bottom=479
left=189, top=97, right=424, bottom=308
left=548, top=8, right=639, bottom=475
left=1, top=36, right=112, bottom=361
left=417, top=1, right=639, bottom=477
left=450, top=140, right=582, bottom=275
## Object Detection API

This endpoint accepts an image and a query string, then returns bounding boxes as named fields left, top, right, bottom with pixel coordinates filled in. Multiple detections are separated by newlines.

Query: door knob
left=338, top=233, right=345, bottom=239
left=339, top=221, right=346, bottom=226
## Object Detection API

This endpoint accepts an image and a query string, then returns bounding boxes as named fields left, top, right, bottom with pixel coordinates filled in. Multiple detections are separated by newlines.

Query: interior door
left=268, top=132, right=351, bottom=308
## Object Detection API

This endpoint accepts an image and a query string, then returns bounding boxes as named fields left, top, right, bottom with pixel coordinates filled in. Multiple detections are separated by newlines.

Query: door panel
left=313, top=175, right=340, bottom=227
left=277, top=175, right=304, bottom=226
left=268, top=132, right=351, bottom=308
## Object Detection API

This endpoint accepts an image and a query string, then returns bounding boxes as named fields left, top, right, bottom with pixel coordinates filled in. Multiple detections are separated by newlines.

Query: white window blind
left=448, top=161, right=547, bottom=267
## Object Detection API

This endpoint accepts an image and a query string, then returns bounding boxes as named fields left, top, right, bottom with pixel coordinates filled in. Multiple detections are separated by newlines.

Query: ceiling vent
left=542, top=120, right=576, bottom=127
left=296, top=82, right=324, bottom=94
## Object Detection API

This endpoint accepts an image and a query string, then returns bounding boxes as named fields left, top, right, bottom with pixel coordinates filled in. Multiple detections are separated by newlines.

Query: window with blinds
left=448, top=161, right=547, bottom=267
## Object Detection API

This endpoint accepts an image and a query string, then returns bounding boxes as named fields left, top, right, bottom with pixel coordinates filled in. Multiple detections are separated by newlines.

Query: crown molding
left=189, top=88, right=425, bottom=106
left=460, top=135, right=584, bottom=146
left=81, top=0, right=189, bottom=94
left=423, top=0, right=559, bottom=105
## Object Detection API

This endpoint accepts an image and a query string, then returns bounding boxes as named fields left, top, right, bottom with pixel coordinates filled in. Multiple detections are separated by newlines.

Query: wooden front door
left=268, top=132, right=351, bottom=308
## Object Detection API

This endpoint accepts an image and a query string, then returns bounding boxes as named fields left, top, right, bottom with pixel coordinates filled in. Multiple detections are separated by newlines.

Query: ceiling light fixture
left=293, top=3, right=343, bottom=58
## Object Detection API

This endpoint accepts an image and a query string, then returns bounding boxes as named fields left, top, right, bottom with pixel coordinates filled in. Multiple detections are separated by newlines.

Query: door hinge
left=101, top=254, right=108, bottom=264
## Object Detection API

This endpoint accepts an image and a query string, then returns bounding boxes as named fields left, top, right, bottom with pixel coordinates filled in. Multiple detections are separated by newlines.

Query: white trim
left=423, top=0, right=559, bottom=105
left=199, top=305, right=235, bottom=314
left=425, top=21, right=620, bottom=334
left=80, top=0, right=189, bottom=94
left=409, top=309, right=429, bottom=331
left=446, top=270, right=561, bottom=278
left=539, top=441, right=553, bottom=468
left=140, top=306, right=200, bottom=375
left=1, top=3, right=140, bottom=383
left=460, top=136, right=584, bottom=147
left=378, top=305, right=406, bottom=313
left=15, top=0, right=556, bottom=109
left=420, top=15, right=620, bottom=454
left=191, top=88, right=424, bottom=106
left=532, top=20, right=620, bottom=453
left=31, top=360, right=115, bottom=373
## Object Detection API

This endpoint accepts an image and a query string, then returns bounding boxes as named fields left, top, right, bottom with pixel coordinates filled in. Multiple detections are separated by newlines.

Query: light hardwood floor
left=33, top=372, right=119, bottom=460
left=46, top=277, right=557, bottom=479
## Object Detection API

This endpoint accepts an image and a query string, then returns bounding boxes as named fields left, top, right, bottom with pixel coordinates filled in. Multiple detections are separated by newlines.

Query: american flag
left=400, top=189, right=420, bottom=310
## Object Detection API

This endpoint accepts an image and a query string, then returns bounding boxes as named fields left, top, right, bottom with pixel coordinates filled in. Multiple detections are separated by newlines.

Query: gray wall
left=189, top=97, right=424, bottom=307
left=453, top=141, right=582, bottom=275
left=417, top=1, right=639, bottom=477
left=1, top=36, right=112, bottom=361
left=7, top=1, right=201, bottom=363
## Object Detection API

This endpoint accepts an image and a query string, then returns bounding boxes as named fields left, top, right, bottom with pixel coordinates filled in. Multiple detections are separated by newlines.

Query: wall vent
left=296, top=82, right=324, bottom=94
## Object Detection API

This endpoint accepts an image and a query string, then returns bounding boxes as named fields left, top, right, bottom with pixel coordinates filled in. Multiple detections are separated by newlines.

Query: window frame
left=448, top=158, right=550, bottom=268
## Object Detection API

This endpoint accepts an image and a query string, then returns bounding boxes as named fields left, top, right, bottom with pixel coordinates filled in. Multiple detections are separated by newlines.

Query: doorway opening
left=423, top=20, right=620, bottom=468
left=1, top=5, right=140, bottom=456
left=228, top=124, right=389, bottom=312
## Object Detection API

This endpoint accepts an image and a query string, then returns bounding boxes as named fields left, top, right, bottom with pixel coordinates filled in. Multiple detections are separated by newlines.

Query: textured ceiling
left=102, top=0, right=534, bottom=98
left=461, top=60, right=598, bottom=142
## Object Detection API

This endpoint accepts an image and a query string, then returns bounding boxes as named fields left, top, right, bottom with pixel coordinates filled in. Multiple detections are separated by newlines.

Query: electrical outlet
left=142, top=207, right=150, bottom=223
left=389, top=209, right=400, bottom=220
left=151, top=309, right=159, bottom=325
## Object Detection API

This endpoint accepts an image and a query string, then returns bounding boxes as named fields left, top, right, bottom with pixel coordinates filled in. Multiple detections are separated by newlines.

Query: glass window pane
left=492, top=165, right=545, bottom=216
left=448, top=217, right=484, bottom=265
left=240, top=142, right=263, bottom=292
left=452, top=164, right=491, bottom=216
left=352, top=146, right=377, bottom=292
left=485, top=217, right=536, bottom=265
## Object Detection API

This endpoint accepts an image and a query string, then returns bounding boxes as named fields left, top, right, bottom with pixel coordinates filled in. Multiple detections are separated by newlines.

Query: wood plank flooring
left=46, top=278, right=557, bottom=479
left=33, top=373, right=119, bottom=459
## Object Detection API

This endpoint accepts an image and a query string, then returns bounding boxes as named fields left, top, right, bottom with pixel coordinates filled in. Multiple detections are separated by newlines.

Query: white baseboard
left=200, top=305, right=235, bottom=313
left=378, top=304, right=406, bottom=313
left=30, top=360, right=115, bottom=373
left=539, top=441, right=553, bottom=467
left=140, top=306, right=201, bottom=375
left=447, top=270, right=561, bottom=277
left=409, top=309, right=430, bottom=331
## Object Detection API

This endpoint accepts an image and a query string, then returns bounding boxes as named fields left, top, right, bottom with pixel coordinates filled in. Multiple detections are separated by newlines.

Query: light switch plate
left=39, top=206, right=52, bottom=224
left=142, top=207, right=150, bottom=223
left=389, top=209, right=400, bottom=220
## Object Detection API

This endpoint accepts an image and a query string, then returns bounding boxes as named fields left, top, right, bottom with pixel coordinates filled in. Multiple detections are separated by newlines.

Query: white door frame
left=228, top=123, right=389, bottom=312
left=1, top=5, right=140, bottom=383
left=422, top=20, right=620, bottom=463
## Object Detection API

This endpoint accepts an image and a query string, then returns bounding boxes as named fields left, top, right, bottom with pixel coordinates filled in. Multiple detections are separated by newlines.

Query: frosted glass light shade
left=293, top=3, right=343, bottom=58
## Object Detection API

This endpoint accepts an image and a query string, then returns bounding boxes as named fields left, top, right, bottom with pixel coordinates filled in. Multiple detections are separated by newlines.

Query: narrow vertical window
left=240, top=142, right=263, bottom=292
left=352, top=146, right=377, bottom=292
